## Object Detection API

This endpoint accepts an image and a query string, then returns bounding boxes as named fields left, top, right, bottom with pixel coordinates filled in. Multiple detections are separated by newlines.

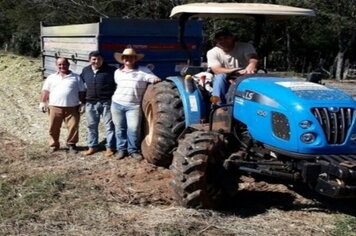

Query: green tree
left=0, top=0, right=176, bottom=56
left=277, top=0, right=356, bottom=78
left=317, top=0, right=356, bottom=80
left=1, top=0, right=355, bottom=77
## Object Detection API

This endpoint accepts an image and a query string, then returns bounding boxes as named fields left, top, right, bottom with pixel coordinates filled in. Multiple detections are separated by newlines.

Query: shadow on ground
left=221, top=183, right=356, bottom=217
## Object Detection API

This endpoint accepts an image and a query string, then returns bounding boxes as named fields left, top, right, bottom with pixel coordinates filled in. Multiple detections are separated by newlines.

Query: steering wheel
left=228, top=67, right=244, bottom=76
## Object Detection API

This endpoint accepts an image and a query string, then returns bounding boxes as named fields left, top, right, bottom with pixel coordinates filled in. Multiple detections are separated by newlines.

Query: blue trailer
left=40, top=18, right=203, bottom=78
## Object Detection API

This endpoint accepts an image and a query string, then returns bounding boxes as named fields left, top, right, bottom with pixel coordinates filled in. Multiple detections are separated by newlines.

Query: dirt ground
left=0, top=53, right=355, bottom=235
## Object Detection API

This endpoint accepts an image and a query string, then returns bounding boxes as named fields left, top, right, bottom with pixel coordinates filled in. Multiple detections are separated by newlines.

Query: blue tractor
left=141, top=3, right=356, bottom=208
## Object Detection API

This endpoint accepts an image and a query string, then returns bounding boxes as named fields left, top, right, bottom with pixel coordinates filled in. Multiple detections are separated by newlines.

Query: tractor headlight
left=299, top=120, right=312, bottom=129
left=300, top=132, right=316, bottom=144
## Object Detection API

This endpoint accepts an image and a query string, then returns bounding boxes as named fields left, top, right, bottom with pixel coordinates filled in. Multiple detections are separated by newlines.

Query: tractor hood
left=170, top=3, right=315, bottom=19
left=234, top=76, right=356, bottom=155
left=236, top=76, right=355, bottom=109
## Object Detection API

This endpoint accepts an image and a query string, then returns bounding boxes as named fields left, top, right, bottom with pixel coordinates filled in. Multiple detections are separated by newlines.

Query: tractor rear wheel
left=170, top=131, right=238, bottom=209
left=141, top=81, right=185, bottom=167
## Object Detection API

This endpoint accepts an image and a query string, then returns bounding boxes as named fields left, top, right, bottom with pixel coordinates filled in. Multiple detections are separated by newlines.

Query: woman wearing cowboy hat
left=111, top=48, right=161, bottom=161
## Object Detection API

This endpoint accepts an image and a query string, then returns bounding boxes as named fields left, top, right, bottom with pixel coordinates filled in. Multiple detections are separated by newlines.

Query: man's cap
left=88, top=50, right=102, bottom=59
left=214, top=28, right=234, bottom=39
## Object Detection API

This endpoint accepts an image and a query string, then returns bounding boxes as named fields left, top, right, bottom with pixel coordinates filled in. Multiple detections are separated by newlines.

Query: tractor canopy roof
left=170, top=3, right=315, bottom=19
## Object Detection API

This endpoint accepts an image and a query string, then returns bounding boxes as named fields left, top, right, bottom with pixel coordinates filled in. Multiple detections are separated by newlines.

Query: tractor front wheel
left=170, top=131, right=238, bottom=209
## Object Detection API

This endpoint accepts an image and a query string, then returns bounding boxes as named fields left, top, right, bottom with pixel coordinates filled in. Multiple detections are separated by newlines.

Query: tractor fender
left=166, top=76, right=207, bottom=126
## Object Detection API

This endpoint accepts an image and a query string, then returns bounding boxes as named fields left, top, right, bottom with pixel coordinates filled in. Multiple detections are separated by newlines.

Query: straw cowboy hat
left=114, top=48, right=144, bottom=64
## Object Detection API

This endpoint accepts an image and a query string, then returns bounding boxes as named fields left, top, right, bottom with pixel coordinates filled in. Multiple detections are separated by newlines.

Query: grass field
left=0, top=52, right=355, bottom=235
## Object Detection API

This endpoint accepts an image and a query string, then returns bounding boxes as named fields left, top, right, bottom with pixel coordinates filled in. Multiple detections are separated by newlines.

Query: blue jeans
left=85, top=100, right=116, bottom=149
left=213, top=73, right=229, bottom=104
left=111, top=102, right=142, bottom=154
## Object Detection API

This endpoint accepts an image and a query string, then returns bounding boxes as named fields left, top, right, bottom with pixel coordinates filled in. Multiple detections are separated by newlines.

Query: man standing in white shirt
left=207, top=28, right=258, bottom=104
left=39, top=57, right=86, bottom=153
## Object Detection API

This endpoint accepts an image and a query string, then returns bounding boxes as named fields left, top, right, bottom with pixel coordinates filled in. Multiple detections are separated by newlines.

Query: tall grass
left=333, top=216, right=356, bottom=236
left=0, top=173, right=65, bottom=222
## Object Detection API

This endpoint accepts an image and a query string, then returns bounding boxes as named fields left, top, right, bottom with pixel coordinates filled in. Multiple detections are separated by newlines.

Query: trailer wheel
left=170, top=131, right=238, bottom=209
left=141, top=81, right=185, bottom=167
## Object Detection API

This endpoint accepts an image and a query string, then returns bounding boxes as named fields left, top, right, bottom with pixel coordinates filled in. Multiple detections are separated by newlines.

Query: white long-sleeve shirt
left=112, top=66, right=158, bottom=106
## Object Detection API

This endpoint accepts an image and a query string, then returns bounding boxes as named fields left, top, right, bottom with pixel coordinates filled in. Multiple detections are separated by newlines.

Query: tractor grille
left=311, top=107, right=354, bottom=144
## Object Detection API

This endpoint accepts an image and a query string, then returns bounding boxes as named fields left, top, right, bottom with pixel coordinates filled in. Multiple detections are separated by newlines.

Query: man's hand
left=245, top=65, right=256, bottom=74
left=39, top=102, right=48, bottom=113
left=238, top=67, right=255, bottom=75
left=241, top=58, right=258, bottom=74
left=79, top=103, right=86, bottom=114
left=151, top=78, right=161, bottom=84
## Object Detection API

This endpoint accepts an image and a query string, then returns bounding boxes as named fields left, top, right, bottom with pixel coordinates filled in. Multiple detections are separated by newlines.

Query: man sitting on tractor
left=207, top=28, right=259, bottom=104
